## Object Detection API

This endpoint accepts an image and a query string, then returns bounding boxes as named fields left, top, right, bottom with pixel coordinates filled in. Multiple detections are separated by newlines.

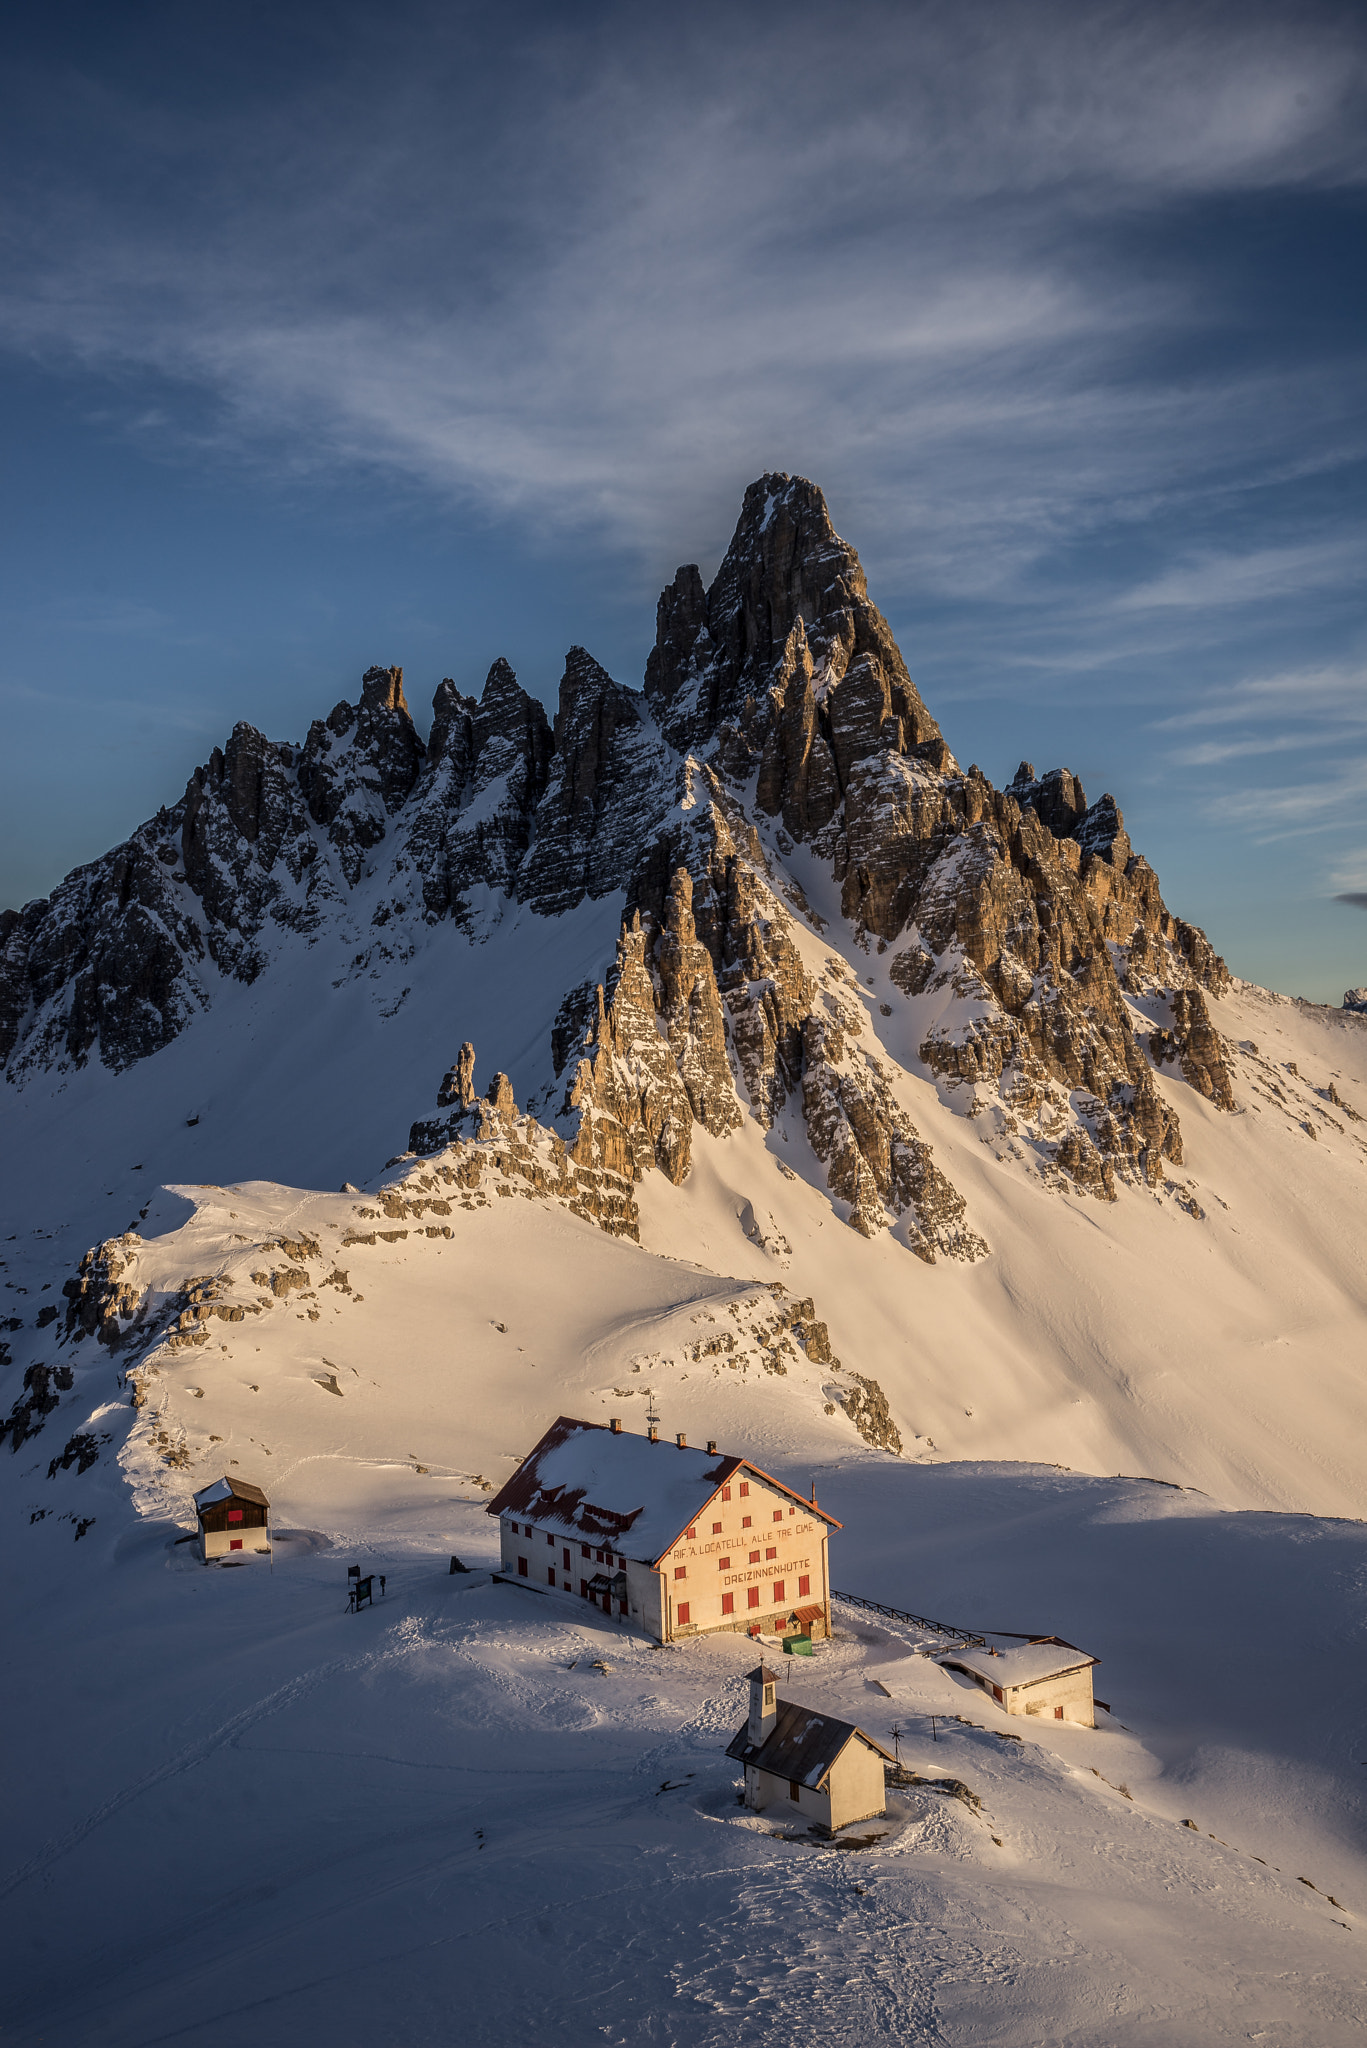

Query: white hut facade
left=726, top=1665, right=892, bottom=1834
left=486, top=1417, right=840, bottom=1646
left=193, top=1477, right=271, bottom=1562
left=940, top=1639, right=1098, bottom=1726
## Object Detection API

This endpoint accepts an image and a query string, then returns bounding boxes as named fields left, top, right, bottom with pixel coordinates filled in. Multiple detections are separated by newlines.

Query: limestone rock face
left=656, top=870, right=743, bottom=1138
left=297, top=666, right=425, bottom=884
left=1150, top=988, right=1236, bottom=1112
left=560, top=914, right=696, bottom=1186
left=438, top=1043, right=477, bottom=1109
left=4, top=469, right=1240, bottom=1256
left=1345, top=988, right=1367, bottom=1015
left=520, top=648, right=669, bottom=916
left=800, top=1015, right=985, bottom=1259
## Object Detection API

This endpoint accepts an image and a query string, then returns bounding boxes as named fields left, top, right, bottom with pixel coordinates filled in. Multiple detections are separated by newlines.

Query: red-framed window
left=674, top=1565, right=687, bottom=1580
left=747, top=1587, right=760, bottom=1610
left=582, top=1544, right=591, bottom=1557
left=718, top=1556, right=731, bottom=1571
left=765, top=1546, right=776, bottom=1560
left=721, top=1486, right=732, bottom=1501
left=711, top=1521, right=722, bottom=1534
left=547, top=1533, right=554, bottom=1545
left=685, top=1526, right=696, bottom=1539
left=548, top=1568, right=556, bottom=1586
left=773, top=1510, right=783, bottom=1522
left=788, top=1507, right=795, bottom=1516
left=741, top=1515, right=752, bottom=1528
left=798, top=1575, right=810, bottom=1597
left=580, top=1579, right=589, bottom=1597
left=721, top=1592, right=734, bottom=1615
left=739, top=1482, right=749, bottom=1497
left=229, top=1538, right=242, bottom=1551
left=773, top=1580, right=785, bottom=1605
left=749, top=1550, right=760, bottom=1564
left=517, top=1557, right=528, bottom=1577
left=677, top=1602, right=690, bottom=1625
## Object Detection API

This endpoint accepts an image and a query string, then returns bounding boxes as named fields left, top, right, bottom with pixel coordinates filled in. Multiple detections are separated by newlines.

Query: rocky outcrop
left=438, top=1042, right=477, bottom=1108
left=1149, top=988, right=1236, bottom=1112
left=655, top=870, right=743, bottom=1139
left=296, top=665, right=425, bottom=884
left=645, top=474, right=946, bottom=797
left=1345, top=989, right=1367, bottom=1015
left=520, top=649, right=669, bottom=916
left=801, top=1014, right=986, bottom=1259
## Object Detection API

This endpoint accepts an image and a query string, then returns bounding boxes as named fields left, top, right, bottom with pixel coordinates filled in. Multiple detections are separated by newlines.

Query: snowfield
left=3, top=972, right=1367, bottom=2042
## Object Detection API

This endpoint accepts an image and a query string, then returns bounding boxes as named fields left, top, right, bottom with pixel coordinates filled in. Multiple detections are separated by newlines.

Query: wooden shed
left=726, top=1664, right=893, bottom=1835
left=193, top=1477, right=271, bottom=1563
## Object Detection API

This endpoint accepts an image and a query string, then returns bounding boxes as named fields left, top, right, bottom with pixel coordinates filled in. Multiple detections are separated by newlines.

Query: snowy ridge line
left=832, top=1589, right=1079, bottom=1652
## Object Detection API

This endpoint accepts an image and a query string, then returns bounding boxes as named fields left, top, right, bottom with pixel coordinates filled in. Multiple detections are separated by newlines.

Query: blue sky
left=1, top=0, right=1364, bottom=1000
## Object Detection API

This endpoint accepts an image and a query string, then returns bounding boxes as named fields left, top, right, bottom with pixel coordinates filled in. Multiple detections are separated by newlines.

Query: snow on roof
left=945, top=1638, right=1096, bottom=1688
left=485, top=1417, right=840, bottom=1563
left=193, top=1476, right=270, bottom=1512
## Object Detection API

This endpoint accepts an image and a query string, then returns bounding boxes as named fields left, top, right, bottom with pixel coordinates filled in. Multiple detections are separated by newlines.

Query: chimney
left=648, top=1423, right=659, bottom=1443
left=706, top=1439, right=717, bottom=1456
left=810, top=1480, right=817, bottom=1506
left=609, top=1417, right=622, bottom=1433
left=676, top=1431, right=687, bottom=1450
left=747, top=1663, right=779, bottom=1747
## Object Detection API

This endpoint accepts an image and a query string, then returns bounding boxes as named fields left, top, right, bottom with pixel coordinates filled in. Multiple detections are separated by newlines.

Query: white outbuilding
left=726, top=1664, right=893, bottom=1834
left=940, top=1637, right=1098, bottom=1726
left=193, top=1476, right=271, bottom=1562
left=486, top=1415, right=841, bottom=1645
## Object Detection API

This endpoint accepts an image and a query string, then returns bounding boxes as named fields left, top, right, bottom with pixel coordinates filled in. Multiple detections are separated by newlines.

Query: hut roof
left=485, top=1416, right=840, bottom=1564
left=193, top=1476, right=270, bottom=1513
left=943, top=1638, right=1096, bottom=1688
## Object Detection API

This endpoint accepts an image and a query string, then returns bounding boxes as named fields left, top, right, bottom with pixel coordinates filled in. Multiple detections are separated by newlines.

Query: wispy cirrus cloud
left=0, top=0, right=1362, bottom=593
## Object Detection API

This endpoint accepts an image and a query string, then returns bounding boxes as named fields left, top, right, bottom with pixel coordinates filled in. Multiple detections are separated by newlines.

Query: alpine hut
left=193, top=1476, right=271, bottom=1562
left=726, top=1664, right=893, bottom=1833
left=939, top=1638, right=1098, bottom=1726
left=486, top=1416, right=841, bottom=1645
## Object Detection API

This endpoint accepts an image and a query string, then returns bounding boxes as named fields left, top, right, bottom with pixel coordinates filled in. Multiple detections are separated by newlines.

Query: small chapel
left=726, top=1664, right=893, bottom=1834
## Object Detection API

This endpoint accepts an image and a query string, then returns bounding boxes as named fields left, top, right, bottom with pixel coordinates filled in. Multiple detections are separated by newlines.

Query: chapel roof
left=726, top=1698, right=894, bottom=1789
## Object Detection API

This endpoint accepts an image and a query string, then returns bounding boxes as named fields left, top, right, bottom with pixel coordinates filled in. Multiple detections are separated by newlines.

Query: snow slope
left=4, top=989, right=1367, bottom=2040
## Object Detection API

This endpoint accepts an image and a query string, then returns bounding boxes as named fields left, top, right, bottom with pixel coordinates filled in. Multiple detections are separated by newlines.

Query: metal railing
left=831, top=1589, right=987, bottom=1648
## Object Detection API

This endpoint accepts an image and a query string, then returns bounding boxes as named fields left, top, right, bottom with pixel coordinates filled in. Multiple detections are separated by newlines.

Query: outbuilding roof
left=485, top=1417, right=841, bottom=1564
left=942, top=1637, right=1097, bottom=1689
left=727, top=1698, right=894, bottom=1789
left=193, top=1476, right=270, bottom=1513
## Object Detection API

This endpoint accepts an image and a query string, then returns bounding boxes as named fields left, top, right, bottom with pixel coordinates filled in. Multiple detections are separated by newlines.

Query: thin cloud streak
left=0, top=0, right=1362, bottom=594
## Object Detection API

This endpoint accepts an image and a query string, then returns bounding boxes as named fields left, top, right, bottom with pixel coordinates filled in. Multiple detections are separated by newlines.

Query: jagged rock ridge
left=2, top=473, right=1235, bottom=1247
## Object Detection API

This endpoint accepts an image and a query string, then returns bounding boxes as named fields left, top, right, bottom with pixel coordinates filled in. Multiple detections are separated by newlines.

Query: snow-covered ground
left=5, top=848, right=1367, bottom=2038
left=4, top=1093, right=1367, bottom=2041
left=5, top=1461, right=1364, bottom=2045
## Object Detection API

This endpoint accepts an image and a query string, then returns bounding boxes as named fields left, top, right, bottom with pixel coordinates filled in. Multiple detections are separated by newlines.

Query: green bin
left=783, top=1634, right=813, bottom=1655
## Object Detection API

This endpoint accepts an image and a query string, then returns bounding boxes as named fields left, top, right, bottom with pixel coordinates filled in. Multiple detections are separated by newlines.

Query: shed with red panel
left=193, top=1476, right=271, bottom=1563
